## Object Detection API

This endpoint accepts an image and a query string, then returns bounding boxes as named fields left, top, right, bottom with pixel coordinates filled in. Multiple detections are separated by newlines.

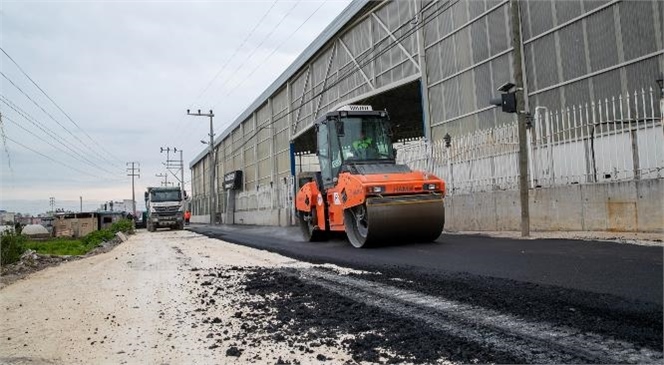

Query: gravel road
left=0, top=230, right=343, bottom=364
left=1, top=229, right=662, bottom=364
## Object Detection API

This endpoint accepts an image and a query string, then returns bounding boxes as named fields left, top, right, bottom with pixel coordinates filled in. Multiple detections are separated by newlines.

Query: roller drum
left=344, top=194, right=445, bottom=248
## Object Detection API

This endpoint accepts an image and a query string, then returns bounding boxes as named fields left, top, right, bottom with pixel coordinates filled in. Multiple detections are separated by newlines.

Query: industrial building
left=190, top=0, right=663, bottom=231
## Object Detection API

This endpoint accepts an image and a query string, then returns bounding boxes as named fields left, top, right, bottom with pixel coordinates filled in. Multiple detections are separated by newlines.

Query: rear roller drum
left=298, top=209, right=326, bottom=242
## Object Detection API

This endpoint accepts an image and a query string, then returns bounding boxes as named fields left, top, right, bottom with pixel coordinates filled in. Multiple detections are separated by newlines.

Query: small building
left=54, top=213, right=98, bottom=238
left=0, top=210, right=15, bottom=225
left=97, top=211, right=125, bottom=230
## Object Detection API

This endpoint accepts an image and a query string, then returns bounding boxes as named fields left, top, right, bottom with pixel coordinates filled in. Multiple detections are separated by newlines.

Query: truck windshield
left=151, top=190, right=181, bottom=202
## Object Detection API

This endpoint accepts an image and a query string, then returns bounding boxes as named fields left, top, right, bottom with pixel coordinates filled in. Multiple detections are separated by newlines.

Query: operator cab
left=315, top=105, right=400, bottom=188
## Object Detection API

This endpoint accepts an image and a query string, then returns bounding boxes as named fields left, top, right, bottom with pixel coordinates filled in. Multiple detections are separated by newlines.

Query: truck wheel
left=298, top=209, right=326, bottom=242
left=147, top=223, right=155, bottom=232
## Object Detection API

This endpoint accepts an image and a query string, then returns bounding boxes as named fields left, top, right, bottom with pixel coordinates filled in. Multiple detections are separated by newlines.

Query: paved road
left=188, top=224, right=663, bottom=363
left=190, top=224, right=663, bottom=305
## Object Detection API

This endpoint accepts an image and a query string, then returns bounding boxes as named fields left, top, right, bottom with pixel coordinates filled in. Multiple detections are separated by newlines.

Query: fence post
left=627, top=91, right=641, bottom=180
left=444, top=133, right=453, bottom=194
left=527, top=120, right=535, bottom=189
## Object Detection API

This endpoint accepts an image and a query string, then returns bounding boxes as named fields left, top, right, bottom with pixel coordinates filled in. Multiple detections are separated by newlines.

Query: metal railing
left=234, top=179, right=294, bottom=212
left=397, top=89, right=663, bottom=195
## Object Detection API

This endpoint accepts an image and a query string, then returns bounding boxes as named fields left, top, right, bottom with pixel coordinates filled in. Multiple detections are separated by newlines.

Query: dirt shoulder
left=0, top=230, right=349, bottom=365
left=0, top=234, right=126, bottom=290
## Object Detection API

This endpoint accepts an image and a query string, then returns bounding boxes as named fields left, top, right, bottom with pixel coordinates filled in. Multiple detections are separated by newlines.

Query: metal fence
left=397, top=89, right=663, bottom=195
left=234, top=179, right=295, bottom=212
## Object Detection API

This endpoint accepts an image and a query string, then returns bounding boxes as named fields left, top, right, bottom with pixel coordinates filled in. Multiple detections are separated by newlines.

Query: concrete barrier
left=445, top=179, right=663, bottom=233
left=196, top=179, right=662, bottom=233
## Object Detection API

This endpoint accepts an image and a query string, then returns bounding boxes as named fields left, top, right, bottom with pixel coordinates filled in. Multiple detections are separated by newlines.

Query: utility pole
left=187, top=109, right=215, bottom=225
left=161, top=147, right=185, bottom=194
left=49, top=197, right=55, bottom=216
left=155, top=173, right=168, bottom=186
left=80, top=196, right=82, bottom=212
left=509, top=0, right=530, bottom=237
left=126, top=162, right=140, bottom=215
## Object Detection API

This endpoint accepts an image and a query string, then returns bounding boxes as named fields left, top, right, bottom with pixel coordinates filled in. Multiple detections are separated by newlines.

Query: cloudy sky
left=0, top=0, right=351, bottom=214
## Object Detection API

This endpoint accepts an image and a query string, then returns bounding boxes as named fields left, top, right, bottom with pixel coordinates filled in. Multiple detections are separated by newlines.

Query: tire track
left=295, top=267, right=663, bottom=364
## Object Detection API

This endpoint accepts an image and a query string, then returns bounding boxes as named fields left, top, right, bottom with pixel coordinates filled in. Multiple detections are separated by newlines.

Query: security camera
left=187, top=109, right=190, bottom=114
left=497, top=82, right=516, bottom=93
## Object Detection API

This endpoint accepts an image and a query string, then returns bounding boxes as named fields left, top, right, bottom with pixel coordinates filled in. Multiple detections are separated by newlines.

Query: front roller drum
left=344, top=194, right=445, bottom=248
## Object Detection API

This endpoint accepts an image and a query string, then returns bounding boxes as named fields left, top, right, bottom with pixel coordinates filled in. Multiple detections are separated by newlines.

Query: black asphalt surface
left=188, top=224, right=663, bottom=363
left=190, top=224, right=663, bottom=305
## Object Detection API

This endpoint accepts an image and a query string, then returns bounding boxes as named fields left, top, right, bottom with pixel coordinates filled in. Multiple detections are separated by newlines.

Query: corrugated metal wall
left=191, top=0, right=663, bottom=216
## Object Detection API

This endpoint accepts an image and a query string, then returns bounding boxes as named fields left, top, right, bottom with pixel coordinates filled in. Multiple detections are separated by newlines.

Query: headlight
left=423, top=183, right=437, bottom=191
left=367, top=186, right=385, bottom=194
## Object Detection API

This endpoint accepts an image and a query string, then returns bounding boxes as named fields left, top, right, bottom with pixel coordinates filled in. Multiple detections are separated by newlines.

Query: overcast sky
left=0, top=0, right=352, bottom=214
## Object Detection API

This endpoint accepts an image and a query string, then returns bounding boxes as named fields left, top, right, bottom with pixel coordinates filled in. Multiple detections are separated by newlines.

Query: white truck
left=144, top=187, right=185, bottom=232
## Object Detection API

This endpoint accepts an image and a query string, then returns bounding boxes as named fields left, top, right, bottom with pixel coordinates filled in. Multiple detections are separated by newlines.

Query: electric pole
left=161, top=147, right=185, bottom=194
left=126, top=162, right=140, bottom=215
left=509, top=0, right=530, bottom=237
left=49, top=197, right=55, bottom=215
left=187, top=109, right=215, bottom=225
left=80, top=196, right=83, bottom=212
left=155, top=173, right=168, bottom=186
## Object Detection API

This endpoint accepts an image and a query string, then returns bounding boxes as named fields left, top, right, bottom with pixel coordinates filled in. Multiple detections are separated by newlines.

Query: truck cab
left=144, top=187, right=185, bottom=231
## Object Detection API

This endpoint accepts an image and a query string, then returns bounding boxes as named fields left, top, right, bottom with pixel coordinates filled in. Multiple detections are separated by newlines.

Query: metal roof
left=190, top=0, right=370, bottom=168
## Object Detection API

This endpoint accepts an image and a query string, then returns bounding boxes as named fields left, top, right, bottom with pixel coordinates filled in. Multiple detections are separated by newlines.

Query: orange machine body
left=296, top=170, right=446, bottom=232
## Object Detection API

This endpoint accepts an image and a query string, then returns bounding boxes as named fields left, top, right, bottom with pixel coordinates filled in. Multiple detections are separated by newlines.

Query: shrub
left=82, top=229, right=115, bottom=248
left=110, top=219, right=133, bottom=234
left=1, top=231, right=26, bottom=265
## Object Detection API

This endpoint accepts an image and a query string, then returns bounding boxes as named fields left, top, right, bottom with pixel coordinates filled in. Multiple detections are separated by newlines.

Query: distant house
left=54, top=213, right=98, bottom=238
left=0, top=210, right=15, bottom=225
left=97, top=211, right=125, bottom=230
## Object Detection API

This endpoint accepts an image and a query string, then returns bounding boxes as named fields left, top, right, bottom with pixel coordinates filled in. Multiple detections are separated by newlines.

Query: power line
left=0, top=46, right=125, bottom=166
left=0, top=71, right=125, bottom=173
left=216, top=0, right=329, bottom=108
left=0, top=95, right=122, bottom=176
left=0, top=112, right=12, bottom=171
left=170, top=0, right=280, bottom=140
left=1, top=113, right=121, bottom=179
left=4, top=135, right=117, bottom=180
left=206, top=0, right=301, bottom=107
left=177, top=0, right=303, bottom=144
left=214, top=0, right=458, bottom=161
left=195, top=0, right=280, bottom=107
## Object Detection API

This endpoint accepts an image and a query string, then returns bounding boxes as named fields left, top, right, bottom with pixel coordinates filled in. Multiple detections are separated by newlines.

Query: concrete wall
left=445, top=179, right=664, bottom=233
left=193, top=179, right=662, bottom=233
left=191, top=215, right=210, bottom=224
left=232, top=208, right=292, bottom=227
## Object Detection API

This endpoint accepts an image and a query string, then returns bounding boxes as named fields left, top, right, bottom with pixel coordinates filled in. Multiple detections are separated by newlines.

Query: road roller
left=294, top=105, right=446, bottom=248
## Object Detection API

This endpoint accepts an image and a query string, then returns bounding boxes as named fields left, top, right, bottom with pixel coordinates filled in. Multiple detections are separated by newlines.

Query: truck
left=295, top=105, right=446, bottom=248
left=144, top=186, right=186, bottom=232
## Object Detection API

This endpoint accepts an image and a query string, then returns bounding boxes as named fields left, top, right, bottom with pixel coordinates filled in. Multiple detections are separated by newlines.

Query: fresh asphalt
left=189, top=224, right=663, bottom=361
left=189, top=224, right=663, bottom=305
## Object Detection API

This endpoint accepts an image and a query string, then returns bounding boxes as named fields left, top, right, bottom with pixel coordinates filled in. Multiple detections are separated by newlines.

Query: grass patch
left=3, top=219, right=134, bottom=258
left=24, top=238, right=91, bottom=256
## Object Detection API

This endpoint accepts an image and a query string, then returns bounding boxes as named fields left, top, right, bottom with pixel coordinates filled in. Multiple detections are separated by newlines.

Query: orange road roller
left=295, top=105, right=446, bottom=248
